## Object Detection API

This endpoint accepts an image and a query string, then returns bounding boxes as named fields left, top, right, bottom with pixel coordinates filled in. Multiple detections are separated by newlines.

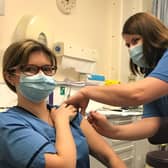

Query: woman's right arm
left=88, top=111, right=161, bottom=140
left=44, top=104, right=77, bottom=168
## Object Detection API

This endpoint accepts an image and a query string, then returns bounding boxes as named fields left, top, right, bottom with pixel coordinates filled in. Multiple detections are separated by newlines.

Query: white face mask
left=129, top=44, right=149, bottom=68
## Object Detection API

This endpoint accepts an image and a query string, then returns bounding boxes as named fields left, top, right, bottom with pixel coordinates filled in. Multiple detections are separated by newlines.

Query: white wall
left=0, top=0, right=108, bottom=81
left=0, top=0, right=152, bottom=82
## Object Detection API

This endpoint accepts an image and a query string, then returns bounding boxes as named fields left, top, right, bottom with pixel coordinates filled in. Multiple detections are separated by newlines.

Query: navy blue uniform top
left=0, top=105, right=90, bottom=168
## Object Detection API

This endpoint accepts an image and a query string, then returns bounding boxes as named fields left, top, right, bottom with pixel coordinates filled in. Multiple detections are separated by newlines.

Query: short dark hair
left=3, top=39, right=57, bottom=92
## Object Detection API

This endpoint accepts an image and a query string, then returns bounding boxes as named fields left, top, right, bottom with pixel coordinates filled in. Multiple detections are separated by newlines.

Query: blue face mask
left=17, top=73, right=56, bottom=102
left=129, top=44, right=149, bottom=68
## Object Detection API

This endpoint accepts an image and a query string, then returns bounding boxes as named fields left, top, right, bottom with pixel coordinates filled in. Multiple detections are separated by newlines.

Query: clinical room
left=0, top=0, right=168, bottom=168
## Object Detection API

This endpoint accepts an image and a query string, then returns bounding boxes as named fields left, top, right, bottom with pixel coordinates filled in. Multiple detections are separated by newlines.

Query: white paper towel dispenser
left=61, top=55, right=96, bottom=74
left=60, top=43, right=97, bottom=74
left=12, top=15, right=52, bottom=47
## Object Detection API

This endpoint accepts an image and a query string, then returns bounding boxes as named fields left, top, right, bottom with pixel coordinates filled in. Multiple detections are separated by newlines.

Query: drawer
left=89, top=153, right=135, bottom=168
left=104, top=138, right=134, bottom=149
left=111, top=139, right=134, bottom=146
left=115, top=144, right=135, bottom=159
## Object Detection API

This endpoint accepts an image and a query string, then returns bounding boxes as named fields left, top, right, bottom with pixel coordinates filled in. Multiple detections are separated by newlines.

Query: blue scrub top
left=143, top=49, right=168, bottom=118
left=0, top=105, right=90, bottom=168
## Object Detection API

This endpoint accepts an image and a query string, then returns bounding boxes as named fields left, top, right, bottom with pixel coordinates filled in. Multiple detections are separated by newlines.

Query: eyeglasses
left=8, top=64, right=57, bottom=76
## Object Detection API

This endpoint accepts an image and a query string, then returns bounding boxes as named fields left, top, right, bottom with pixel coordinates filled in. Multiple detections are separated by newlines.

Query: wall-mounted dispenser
left=12, top=15, right=52, bottom=47
left=61, top=55, right=96, bottom=74
left=59, top=43, right=97, bottom=74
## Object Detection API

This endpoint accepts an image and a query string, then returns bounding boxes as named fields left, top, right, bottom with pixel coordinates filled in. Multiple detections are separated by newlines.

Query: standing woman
left=66, top=12, right=168, bottom=140
left=0, top=39, right=126, bottom=168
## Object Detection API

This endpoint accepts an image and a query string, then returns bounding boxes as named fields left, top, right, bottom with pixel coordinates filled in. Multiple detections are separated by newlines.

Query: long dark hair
left=122, top=12, right=168, bottom=75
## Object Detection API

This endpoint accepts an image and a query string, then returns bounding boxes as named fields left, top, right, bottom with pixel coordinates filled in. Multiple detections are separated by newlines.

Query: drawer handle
left=115, top=145, right=134, bottom=153
left=123, top=156, right=134, bottom=162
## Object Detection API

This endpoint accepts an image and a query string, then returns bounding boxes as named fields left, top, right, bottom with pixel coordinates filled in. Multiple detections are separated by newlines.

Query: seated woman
left=0, top=39, right=126, bottom=168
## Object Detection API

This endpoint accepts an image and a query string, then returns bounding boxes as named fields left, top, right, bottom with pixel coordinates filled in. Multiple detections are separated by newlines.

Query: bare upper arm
left=80, top=118, right=127, bottom=168
left=44, top=153, right=63, bottom=168
left=80, top=118, right=110, bottom=153
left=80, top=117, right=113, bottom=160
